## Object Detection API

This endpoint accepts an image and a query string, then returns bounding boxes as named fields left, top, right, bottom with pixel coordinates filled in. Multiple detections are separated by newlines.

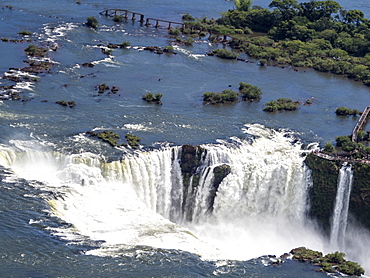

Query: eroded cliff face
left=351, top=163, right=370, bottom=229
left=304, top=153, right=370, bottom=233
left=178, top=145, right=231, bottom=221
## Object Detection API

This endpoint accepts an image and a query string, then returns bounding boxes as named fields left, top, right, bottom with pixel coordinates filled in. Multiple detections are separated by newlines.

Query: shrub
left=263, top=98, right=300, bottom=112
left=239, top=82, right=262, bottom=101
left=164, top=46, right=175, bottom=53
left=203, top=89, right=238, bottom=104
left=323, top=142, right=335, bottom=153
left=184, top=37, right=194, bottom=46
left=113, top=15, right=124, bottom=22
left=338, top=261, right=364, bottom=276
left=335, top=135, right=351, bottom=147
left=335, top=107, right=359, bottom=116
left=121, top=41, right=131, bottom=48
left=125, top=133, right=141, bottom=148
left=182, top=14, right=195, bottom=21
left=97, top=131, right=119, bottom=147
left=211, top=48, right=239, bottom=59
left=325, top=252, right=345, bottom=264
left=169, top=28, right=181, bottom=36
left=342, top=141, right=356, bottom=152
left=18, top=30, right=32, bottom=36
left=86, top=16, right=98, bottom=28
left=259, top=59, right=267, bottom=66
left=142, top=92, right=162, bottom=103
left=24, top=44, right=47, bottom=57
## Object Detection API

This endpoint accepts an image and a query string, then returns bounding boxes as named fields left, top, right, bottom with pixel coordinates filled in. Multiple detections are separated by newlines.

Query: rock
left=82, top=62, right=94, bottom=67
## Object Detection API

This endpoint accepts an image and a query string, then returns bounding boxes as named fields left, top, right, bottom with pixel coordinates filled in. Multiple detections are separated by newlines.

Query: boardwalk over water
left=100, top=9, right=184, bottom=29
left=352, top=106, right=370, bottom=142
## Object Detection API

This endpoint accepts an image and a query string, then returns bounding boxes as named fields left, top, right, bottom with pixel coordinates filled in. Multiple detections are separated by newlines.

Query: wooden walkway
left=352, top=106, right=370, bottom=142
left=100, top=9, right=184, bottom=29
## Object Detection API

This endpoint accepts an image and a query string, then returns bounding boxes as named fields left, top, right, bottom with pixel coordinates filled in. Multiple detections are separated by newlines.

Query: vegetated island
left=288, top=247, right=364, bottom=276
left=169, top=0, right=370, bottom=86
left=203, top=82, right=262, bottom=104
left=87, top=130, right=141, bottom=149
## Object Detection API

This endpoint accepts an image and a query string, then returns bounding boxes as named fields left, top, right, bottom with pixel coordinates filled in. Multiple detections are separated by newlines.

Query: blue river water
left=0, top=0, right=370, bottom=277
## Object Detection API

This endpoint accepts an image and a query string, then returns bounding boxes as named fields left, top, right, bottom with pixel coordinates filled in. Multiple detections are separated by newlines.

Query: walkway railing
left=100, top=9, right=184, bottom=29
left=352, top=106, right=370, bottom=142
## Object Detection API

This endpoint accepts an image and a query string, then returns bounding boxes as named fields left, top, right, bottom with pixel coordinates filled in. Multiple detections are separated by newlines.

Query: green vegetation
left=169, top=28, right=181, bottom=36
left=203, top=89, right=238, bottom=104
left=239, top=82, right=262, bottom=101
left=88, top=131, right=141, bottom=148
left=18, top=30, right=32, bottom=36
left=24, top=44, right=48, bottom=57
left=290, top=247, right=364, bottom=276
left=121, top=41, right=130, bottom=48
left=205, top=0, right=370, bottom=85
left=234, top=0, right=253, bottom=12
left=164, top=46, right=175, bottom=53
left=210, top=48, right=239, bottom=59
left=335, top=106, right=360, bottom=116
left=184, top=37, right=194, bottom=46
left=86, top=16, right=98, bottom=28
left=142, top=92, right=163, bottom=104
left=97, top=131, right=119, bottom=147
left=125, top=133, right=141, bottom=148
left=323, top=142, right=335, bottom=153
left=263, top=98, right=300, bottom=112
left=113, top=15, right=124, bottom=23
left=182, top=13, right=195, bottom=21
left=334, top=135, right=366, bottom=153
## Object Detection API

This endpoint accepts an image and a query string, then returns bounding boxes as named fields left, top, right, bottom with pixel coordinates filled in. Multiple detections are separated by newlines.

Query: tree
left=268, top=0, right=301, bottom=21
left=235, top=0, right=253, bottom=12
left=239, top=82, right=262, bottom=100
left=357, top=130, right=366, bottom=141
left=343, top=9, right=365, bottom=26
left=323, top=142, right=335, bottom=153
left=335, top=135, right=351, bottom=147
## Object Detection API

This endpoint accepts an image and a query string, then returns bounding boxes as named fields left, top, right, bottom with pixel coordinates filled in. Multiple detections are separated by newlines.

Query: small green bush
left=113, top=15, right=124, bottom=22
left=211, top=49, right=239, bottom=59
left=86, top=16, right=98, bottom=28
left=97, top=131, right=119, bottom=147
left=323, top=142, right=335, bottom=153
left=182, top=14, right=195, bottom=21
left=169, top=28, right=181, bottom=36
left=203, top=89, right=238, bottom=104
left=164, top=46, right=175, bottom=53
left=121, top=41, right=131, bottom=48
left=142, top=92, right=162, bottom=103
left=335, top=107, right=360, bottom=116
left=125, top=133, right=141, bottom=148
left=184, top=37, right=194, bottom=46
left=18, top=30, right=32, bottom=36
left=24, top=44, right=47, bottom=57
left=263, top=98, right=300, bottom=112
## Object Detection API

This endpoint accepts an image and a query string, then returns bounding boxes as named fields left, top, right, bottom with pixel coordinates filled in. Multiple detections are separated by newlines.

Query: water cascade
left=0, top=125, right=325, bottom=260
left=330, top=164, right=354, bottom=249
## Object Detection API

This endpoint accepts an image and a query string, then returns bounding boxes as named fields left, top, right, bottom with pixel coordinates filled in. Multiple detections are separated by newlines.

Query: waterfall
left=330, top=164, right=354, bottom=248
left=0, top=125, right=325, bottom=260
